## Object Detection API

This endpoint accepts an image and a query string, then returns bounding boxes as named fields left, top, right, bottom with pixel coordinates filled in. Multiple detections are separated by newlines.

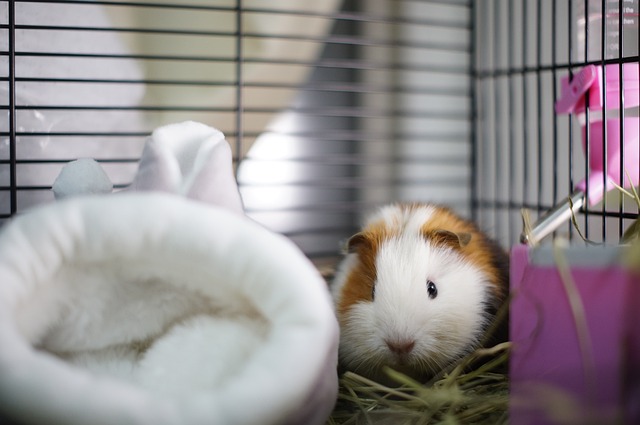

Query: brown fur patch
left=336, top=220, right=396, bottom=323
left=417, top=204, right=508, bottom=302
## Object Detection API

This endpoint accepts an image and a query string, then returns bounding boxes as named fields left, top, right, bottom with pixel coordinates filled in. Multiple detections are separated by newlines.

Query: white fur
left=330, top=205, right=437, bottom=307
left=370, top=203, right=436, bottom=233
left=334, top=205, right=492, bottom=384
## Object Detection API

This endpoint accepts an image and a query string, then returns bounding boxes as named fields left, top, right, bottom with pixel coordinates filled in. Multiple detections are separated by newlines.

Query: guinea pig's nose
left=385, top=339, right=415, bottom=355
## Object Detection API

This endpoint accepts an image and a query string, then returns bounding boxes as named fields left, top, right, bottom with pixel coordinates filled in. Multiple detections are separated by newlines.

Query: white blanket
left=0, top=123, right=339, bottom=425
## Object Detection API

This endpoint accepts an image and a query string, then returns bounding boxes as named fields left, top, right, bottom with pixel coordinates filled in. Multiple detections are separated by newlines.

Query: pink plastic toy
left=522, top=63, right=640, bottom=244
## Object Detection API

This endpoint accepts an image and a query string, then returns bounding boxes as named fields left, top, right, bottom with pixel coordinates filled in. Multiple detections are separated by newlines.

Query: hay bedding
left=326, top=342, right=509, bottom=425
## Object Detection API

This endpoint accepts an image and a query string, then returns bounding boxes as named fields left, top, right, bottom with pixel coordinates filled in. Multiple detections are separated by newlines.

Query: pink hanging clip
left=555, top=65, right=598, bottom=114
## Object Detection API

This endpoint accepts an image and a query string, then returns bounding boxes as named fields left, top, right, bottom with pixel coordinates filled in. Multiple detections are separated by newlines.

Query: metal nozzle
left=520, top=191, right=586, bottom=245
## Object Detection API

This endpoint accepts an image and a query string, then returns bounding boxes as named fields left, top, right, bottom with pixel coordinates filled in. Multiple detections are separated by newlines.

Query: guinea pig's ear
left=343, top=232, right=368, bottom=254
left=432, top=229, right=472, bottom=248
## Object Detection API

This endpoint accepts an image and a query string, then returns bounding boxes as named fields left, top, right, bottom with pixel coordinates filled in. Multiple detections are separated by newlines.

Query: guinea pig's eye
left=426, top=280, right=438, bottom=299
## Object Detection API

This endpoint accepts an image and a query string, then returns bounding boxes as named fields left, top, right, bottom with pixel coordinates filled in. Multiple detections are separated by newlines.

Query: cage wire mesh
left=0, top=0, right=472, bottom=261
left=474, top=0, right=640, bottom=247
left=7, top=1, right=638, bottom=261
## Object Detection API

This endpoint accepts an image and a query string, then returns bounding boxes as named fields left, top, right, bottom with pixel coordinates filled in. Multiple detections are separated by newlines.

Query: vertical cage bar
left=234, top=0, right=243, bottom=171
left=522, top=0, right=529, bottom=211
left=508, top=0, right=516, bottom=242
left=583, top=0, right=591, bottom=240
left=478, top=1, right=493, bottom=226
left=568, top=0, right=575, bottom=238
left=8, top=0, right=17, bottom=214
left=601, top=0, right=608, bottom=243
left=470, top=0, right=479, bottom=222
left=493, top=0, right=501, bottom=241
left=618, top=0, right=625, bottom=238
left=552, top=0, right=559, bottom=215
left=536, top=0, right=543, bottom=216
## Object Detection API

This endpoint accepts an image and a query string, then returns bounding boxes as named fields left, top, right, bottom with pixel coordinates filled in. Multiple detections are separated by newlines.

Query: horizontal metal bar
left=473, top=199, right=640, bottom=221
left=279, top=226, right=355, bottom=239
left=15, top=0, right=471, bottom=29
left=5, top=77, right=470, bottom=97
left=0, top=158, right=139, bottom=164
left=0, top=150, right=467, bottom=166
left=243, top=199, right=471, bottom=215
left=1, top=130, right=469, bottom=143
left=0, top=131, right=150, bottom=137
left=475, top=55, right=640, bottom=79
left=239, top=176, right=469, bottom=189
left=9, top=24, right=468, bottom=52
left=5, top=105, right=469, bottom=120
left=13, top=23, right=234, bottom=37
left=0, top=51, right=470, bottom=74
left=241, top=155, right=468, bottom=165
left=0, top=183, right=129, bottom=190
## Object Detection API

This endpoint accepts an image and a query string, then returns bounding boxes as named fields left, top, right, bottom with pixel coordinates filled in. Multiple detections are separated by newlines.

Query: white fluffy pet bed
left=0, top=123, right=339, bottom=425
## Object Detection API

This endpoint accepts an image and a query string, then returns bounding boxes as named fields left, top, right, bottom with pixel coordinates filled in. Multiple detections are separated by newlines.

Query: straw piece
left=567, top=196, right=600, bottom=245
left=521, top=208, right=537, bottom=247
left=613, top=170, right=640, bottom=244
left=552, top=239, right=597, bottom=405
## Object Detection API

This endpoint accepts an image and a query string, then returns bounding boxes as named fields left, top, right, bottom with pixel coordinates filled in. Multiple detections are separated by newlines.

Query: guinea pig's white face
left=337, top=233, right=491, bottom=383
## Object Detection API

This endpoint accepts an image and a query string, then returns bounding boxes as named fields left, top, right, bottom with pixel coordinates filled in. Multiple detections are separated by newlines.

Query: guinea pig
left=331, top=203, right=509, bottom=384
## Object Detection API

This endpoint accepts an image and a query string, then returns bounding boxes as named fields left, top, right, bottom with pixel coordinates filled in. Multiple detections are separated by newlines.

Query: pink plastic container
left=510, top=244, right=640, bottom=424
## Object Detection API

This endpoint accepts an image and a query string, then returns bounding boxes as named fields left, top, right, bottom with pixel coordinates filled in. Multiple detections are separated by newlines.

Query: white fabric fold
left=0, top=193, right=338, bottom=425
left=130, top=121, right=244, bottom=215
left=52, top=158, right=114, bottom=200
left=51, top=122, right=245, bottom=216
